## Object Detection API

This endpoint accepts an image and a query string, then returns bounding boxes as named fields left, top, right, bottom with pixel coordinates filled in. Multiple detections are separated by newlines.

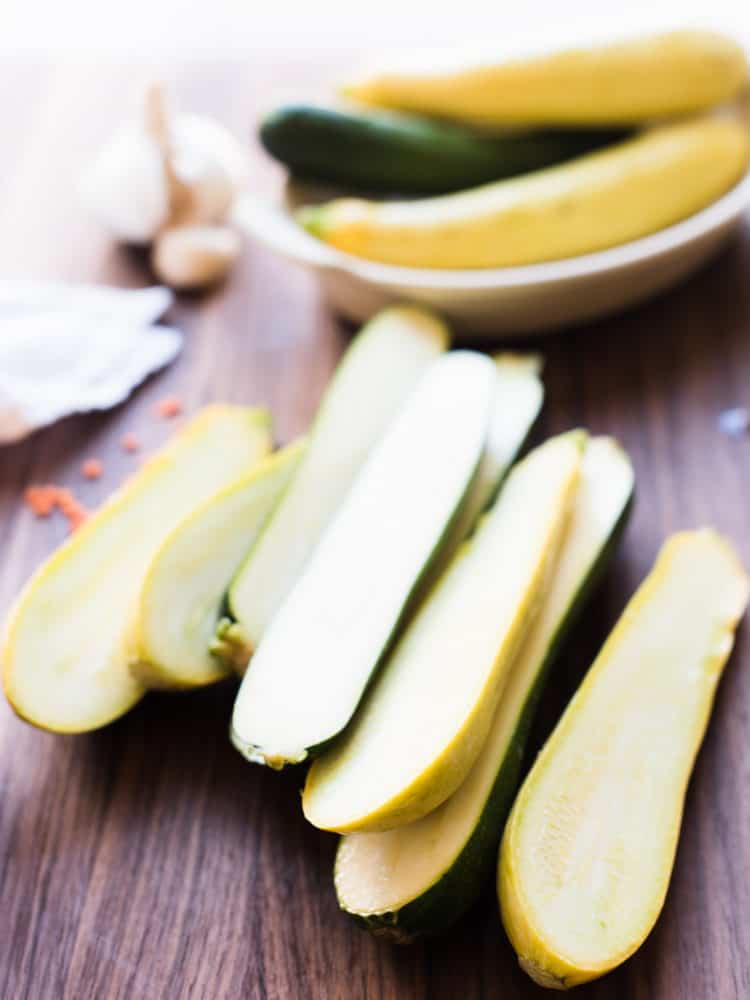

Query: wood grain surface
left=1, top=55, right=750, bottom=1000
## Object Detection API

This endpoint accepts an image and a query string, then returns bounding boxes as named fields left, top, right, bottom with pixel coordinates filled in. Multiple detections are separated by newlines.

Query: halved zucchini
left=303, top=431, right=584, bottom=833
left=455, top=352, right=543, bottom=534
left=334, top=437, right=633, bottom=939
left=499, top=530, right=749, bottom=989
left=2, top=407, right=272, bottom=733
left=231, top=351, right=496, bottom=769
left=134, top=440, right=304, bottom=689
left=213, top=305, right=449, bottom=673
left=412, top=351, right=544, bottom=605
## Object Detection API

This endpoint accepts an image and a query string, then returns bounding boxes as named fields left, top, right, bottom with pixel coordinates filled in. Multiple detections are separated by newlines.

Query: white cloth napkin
left=0, top=282, right=182, bottom=444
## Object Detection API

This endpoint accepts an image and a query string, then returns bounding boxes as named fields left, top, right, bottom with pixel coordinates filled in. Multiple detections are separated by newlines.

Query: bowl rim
left=237, top=166, right=750, bottom=290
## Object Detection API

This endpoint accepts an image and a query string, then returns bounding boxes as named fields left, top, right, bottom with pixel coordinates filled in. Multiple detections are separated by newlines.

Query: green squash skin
left=336, top=491, right=633, bottom=941
left=260, top=104, right=631, bottom=195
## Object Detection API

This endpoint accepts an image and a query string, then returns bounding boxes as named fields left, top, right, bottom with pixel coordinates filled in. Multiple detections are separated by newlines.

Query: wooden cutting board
left=1, top=55, right=749, bottom=1000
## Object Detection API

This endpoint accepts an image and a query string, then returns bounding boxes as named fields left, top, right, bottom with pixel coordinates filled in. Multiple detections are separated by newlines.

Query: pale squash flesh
left=334, top=437, right=633, bottom=938
left=217, top=305, right=449, bottom=672
left=412, top=352, right=544, bottom=605
left=135, top=441, right=304, bottom=689
left=303, top=431, right=584, bottom=834
left=457, top=352, right=543, bottom=530
left=499, top=530, right=749, bottom=989
left=231, top=351, right=496, bottom=769
left=2, top=407, right=272, bottom=733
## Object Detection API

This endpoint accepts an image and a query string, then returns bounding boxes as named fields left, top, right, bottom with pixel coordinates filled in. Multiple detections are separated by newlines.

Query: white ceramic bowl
left=235, top=166, right=750, bottom=338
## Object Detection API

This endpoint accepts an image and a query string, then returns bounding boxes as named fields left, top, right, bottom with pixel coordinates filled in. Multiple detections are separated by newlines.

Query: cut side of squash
left=409, top=351, right=544, bottom=606
left=303, top=431, right=584, bottom=834
left=334, top=437, right=633, bottom=939
left=231, top=351, right=496, bottom=769
left=456, top=352, right=543, bottom=533
left=2, top=407, right=272, bottom=733
left=135, top=441, right=304, bottom=689
left=217, top=305, right=449, bottom=672
left=499, top=530, right=749, bottom=989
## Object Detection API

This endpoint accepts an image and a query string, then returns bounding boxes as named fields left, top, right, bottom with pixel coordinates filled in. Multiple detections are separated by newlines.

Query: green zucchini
left=333, top=437, right=633, bottom=939
left=459, top=353, right=544, bottom=529
left=230, top=351, right=496, bottom=769
left=259, top=103, right=629, bottom=195
left=414, top=351, right=544, bottom=606
left=212, top=305, right=449, bottom=673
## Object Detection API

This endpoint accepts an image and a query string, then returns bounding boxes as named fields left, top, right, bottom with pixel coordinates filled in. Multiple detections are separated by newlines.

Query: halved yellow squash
left=334, top=436, right=633, bottom=939
left=303, top=431, right=584, bottom=833
left=135, top=440, right=304, bottom=689
left=499, top=530, right=749, bottom=988
left=2, top=406, right=271, bottom=732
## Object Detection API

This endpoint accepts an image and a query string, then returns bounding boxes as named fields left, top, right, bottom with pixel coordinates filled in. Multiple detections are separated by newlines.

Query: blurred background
left=2, top=0, right=748, bottom=53
left=1, top=0, right=747, bottom=280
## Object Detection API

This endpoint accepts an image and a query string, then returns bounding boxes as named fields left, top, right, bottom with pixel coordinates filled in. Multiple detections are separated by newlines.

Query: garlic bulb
left=82, top=122, right=170, bottom=244
left=151, top=224, right=242, bottom=290
left=81, top=87, right=247, bottom=245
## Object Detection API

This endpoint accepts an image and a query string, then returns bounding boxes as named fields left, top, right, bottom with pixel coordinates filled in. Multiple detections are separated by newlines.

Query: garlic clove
left=81, top=122, right=170, bottom=244
left=170, top=114, right=249, bottom=225
left=151, top=224, right=242, bottom=290
left=174, top=114, right=248, bottom=190
left=170, top=147, right=237, bottom=226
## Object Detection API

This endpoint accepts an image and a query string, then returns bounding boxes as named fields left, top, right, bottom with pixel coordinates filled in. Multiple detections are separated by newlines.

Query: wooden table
left=1, top=56, right=749, bottom=1000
